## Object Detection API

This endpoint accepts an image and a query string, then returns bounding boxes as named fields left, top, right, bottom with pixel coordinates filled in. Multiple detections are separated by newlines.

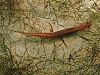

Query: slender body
left=10, top=22, right=91, bottom=38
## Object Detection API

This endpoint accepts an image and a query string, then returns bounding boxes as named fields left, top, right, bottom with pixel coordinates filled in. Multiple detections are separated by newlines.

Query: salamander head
left=85, top=22, right=91, bottom=27
left=79, top=22, right=91, bottom=30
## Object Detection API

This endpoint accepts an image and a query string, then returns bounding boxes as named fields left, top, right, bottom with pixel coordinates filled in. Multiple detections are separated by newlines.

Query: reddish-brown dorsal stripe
left=10, top=22, right=91, bottom=38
